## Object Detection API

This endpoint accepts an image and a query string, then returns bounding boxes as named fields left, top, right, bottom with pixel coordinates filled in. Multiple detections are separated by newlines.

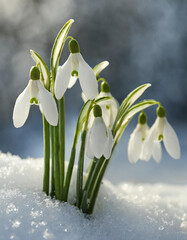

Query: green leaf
left=114, top=99, right=159, bottom=144
left=75, top=100, right=93, bottom=143
left=95, top=96, right=111, bottom=104
left=50, top=19, right=74, bottom=77
left=30, top=50, right=50, bottom=90
left=93, top=61, right=109, bottom=78
left=113, top=83, right=151, bottom=131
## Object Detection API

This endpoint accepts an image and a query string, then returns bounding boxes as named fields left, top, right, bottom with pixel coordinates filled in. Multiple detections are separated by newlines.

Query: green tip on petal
left=69, top=39, right=80, bottom=53
left=93, top=105, right=102, bottom=118
left=71, top=70, right=78, bottom=77
left=138, top=111, right=147, bottom=125
left=157, top=106, right=166, bottom=118
left=101, top=82, right=110, bottom=93
left=30, top=66, right=40, bottom=80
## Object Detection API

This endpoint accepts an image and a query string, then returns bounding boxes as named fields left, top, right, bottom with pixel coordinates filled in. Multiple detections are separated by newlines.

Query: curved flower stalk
left=128, top=111, right=149, bottom=163
left=13, top=66, right=58, bottom=128
left=54, top=39, right=98, bottom=100
left=86, top=105, right=113, bottom=159
left=144, top=106, right=181, bottom=162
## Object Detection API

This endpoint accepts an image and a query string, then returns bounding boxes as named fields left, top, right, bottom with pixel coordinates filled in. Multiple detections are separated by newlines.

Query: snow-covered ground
left=0, top=152, right=187, bottom=240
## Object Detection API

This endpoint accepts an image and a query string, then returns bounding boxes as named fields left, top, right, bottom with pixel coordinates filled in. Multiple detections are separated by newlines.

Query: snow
left=0, top=152, right=187, bottom=240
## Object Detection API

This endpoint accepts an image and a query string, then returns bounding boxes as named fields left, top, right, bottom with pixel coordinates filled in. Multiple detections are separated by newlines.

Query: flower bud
left=69, top=39, right=80, bottom=53
left=101, top=82, right=110, bottom=93
left=157, top=106, right=166, bottom=118
left=30, top=66, right=40, bottom=80
left=93, top=105, right=102, bottom=118
left=138, top=111, right=147, bottom=125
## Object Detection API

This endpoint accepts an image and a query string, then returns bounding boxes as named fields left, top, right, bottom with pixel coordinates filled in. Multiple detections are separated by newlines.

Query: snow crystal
left=0, top=152, right=187, bottom=240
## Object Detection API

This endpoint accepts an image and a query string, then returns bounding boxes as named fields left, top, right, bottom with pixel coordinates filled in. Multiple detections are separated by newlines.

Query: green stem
left=63, top=137, right=76, bottom=202
left=76, top=130, right=87, bottom=208
left=87, top=158, right=107, bottom=214
left=54, top=123, right=60, bottom=200
left=83, top=159, right=96, bottom=194
left=80, top=157, right=104, bottom=212
left=59, top=97, right=65, bottom=200
left=50, top=125, right=55, bottom=198
left=42, top=116, right=50, bottom=195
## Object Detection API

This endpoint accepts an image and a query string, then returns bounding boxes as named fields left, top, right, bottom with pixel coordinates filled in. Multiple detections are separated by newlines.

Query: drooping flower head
left=54, top=39, right=98, bottom=100
left=13, top=66, right=58, bottom=128
left=86, top=105, right=113, bottom=159
left=82, top=81, right=119, bottom=129
left=128, top=111, right=149, bottom=163
left=144, top=106, right=181, bottom=162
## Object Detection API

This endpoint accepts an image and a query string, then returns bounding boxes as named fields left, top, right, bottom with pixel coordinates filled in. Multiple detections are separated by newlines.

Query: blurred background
left=0, top=0, right=186, bottom=184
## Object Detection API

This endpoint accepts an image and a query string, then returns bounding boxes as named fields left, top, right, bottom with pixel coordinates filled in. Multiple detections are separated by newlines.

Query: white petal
left=144, top=118, right=160, bottom=157
left=127, top=124, right=142, bottom=164
left=54, top=56, right=71, bottom=99
left=77, top=53, right=98, bottom=100
left=38, top=81, right=58, bottom=126
left=68, top=75, right=77, bottom=88
left=163, top=118, right=181, bottom=159
left=90, top=117, right=108, bottom=158
left=13, top=82, right=31, bottom=128
left=103, top=128, right=113, bottom=159
left=152, top=141, right=162, bottom=163
left=85, top=129, right=94, bottom=159
left=100, top=104, right=111, bottom=128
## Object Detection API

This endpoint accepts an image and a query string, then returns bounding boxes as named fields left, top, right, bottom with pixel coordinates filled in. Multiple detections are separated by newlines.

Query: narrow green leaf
left=75, top=100, right=93, bottom=143
left=114, top=99, right=159, bottom=144
left=30, top=50, right=50, bottom=90
left=93, top=61, right=109, bottom=78
left=113, top=83, right=151, bottom=130
left=50, top=19, right=74, bottom=76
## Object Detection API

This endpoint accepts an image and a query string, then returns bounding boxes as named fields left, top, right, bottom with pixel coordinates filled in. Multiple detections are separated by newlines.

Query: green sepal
left=93, top=105, right=102, bottom=117
left=69, top=39, right=80, bottom=53
left=30, top=66, right=40, bottom=80
left=101, top=82, right=110, bottom=93
left=138, top=111, right=147, bottom=125
left=157, top=106, right=166, bottom=118
left=30, top=50, right=50, bottom=90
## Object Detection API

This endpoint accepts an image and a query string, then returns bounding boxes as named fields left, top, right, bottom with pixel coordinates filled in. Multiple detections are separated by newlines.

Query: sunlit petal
left=152, top=141, right=162, bottom=163
left=68, top=75, right=77, bottom=88
left=54, top=56, right=71, bottom=99
left=90, top=117, right=107, bottom=158
left=13, top=82, right=31, bottom=128
left=128, top=124, right=142, bottom=164
left=103, top=128, right=113, bottom=159
left=163, top=118, right=181, bottom=159
left=78, top=53, right=98, bottom=100
left=38, top=81, right=58, bottom=126
left=85, top=129, right=94, bottom=159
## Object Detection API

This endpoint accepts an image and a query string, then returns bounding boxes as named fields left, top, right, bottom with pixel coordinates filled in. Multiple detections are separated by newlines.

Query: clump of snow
left=0, top=152, right=187, bottom=240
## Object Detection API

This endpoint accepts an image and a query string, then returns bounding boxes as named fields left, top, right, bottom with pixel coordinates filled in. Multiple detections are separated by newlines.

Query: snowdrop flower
left=144, top=106, right=181, bottom=162
left=86, top=105, right=113, bottom=159
left=97, top=82, right=119, bottom=129
left=128, top=112, right=149, bottom=163
left=82, top=82, right=119, bottom=129
left=55, top=39, right=98, bottom=100
left=13, top=66, right=58, bottom=128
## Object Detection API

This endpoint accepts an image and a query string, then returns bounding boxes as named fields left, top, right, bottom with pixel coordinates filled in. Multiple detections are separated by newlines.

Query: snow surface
left=0, top=152, right=187, bottom=240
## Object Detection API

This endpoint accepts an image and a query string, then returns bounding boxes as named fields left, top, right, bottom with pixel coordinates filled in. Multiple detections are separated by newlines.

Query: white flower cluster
left=128, top=109, right=181, bottom=163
